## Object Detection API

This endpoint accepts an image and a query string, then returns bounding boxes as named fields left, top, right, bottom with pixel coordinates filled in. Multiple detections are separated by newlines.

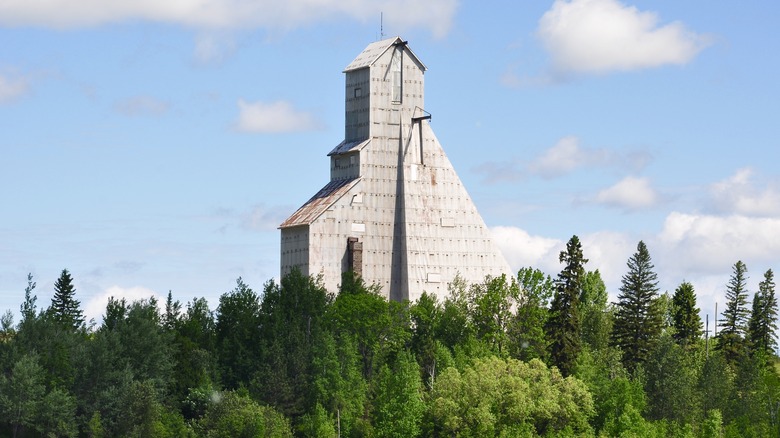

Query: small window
left=354, top=87, right=362, bottom=98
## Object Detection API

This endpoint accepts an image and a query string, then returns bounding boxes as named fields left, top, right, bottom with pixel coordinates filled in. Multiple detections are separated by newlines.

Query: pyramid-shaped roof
left=343, top=36, right=427, bottom=72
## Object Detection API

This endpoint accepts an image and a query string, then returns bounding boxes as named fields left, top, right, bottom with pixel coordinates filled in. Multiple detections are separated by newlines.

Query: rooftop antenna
left=380, top=12, right=385, bottom=39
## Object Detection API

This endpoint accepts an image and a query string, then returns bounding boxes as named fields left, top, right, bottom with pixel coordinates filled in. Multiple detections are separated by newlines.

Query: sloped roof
left=343, top=36, right=427, bottom=72
left=279, top=178, right=360, bottom=228
left=328, top=138, right=370, bottom=156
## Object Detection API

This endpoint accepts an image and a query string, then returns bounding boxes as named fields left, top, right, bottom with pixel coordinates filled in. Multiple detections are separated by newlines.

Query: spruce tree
left=671, top=281, right=702, bottom=348
left=747, top=269, right=778, bottom=360
left=611, top=240, right=662, bottom=373
left=545, top=235, right=587, bottom=377
left=715, top=260, right=750, bottom=364
left=49, top=269, right=84, bottom=330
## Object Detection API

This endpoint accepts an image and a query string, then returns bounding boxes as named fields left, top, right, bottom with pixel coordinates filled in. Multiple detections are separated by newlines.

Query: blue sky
left=1, top=0, right=779, bottom=325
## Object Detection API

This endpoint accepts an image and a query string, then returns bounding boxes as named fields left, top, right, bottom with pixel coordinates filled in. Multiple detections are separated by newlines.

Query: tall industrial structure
left=280, top=37, right=511, bottom=303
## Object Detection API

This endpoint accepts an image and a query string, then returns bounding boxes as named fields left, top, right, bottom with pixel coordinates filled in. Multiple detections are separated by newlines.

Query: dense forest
left=1, top=236, right=778, bottom=437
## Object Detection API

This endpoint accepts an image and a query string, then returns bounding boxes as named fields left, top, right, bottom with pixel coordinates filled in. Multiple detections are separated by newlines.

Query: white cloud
left=710, top=167, right=780, bottom=216
left=84, top=285, right=165, bottom=323
left=491, top=226, right=634, bottom=297
left=236, top=99, right=322, bottom=133
left=594, top=176, right=659, bottom=210
left=528, top=136, right=585, bottom=177
left=527, top=136, right=651, bottom=179
left=658, top=212, right=780, bottom=275
left=537, top=0, right=709, bottom=75
left=114, top=95, right=169, bottom=116
left=475, top=136, right=651, bottom=182
left=0, top=0, right=457, bottom=37
left=580, top=231, right=635, bottom=295
left=0, top=74, right=28, bottom=103
left=491, top=226, right=562, bottom=275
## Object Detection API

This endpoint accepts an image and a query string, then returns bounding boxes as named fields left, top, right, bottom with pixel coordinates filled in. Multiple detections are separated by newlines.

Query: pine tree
left=49, top=269, right=84, bottom=330
left=611, top=241, right=662, bottom=373
left=715, top=260, right=750, bottom=364
left=545, top=235, right=587, bottom=377
left=747, top=269, right=778, bottom=360
left=671, top=281, right=702, bottom=348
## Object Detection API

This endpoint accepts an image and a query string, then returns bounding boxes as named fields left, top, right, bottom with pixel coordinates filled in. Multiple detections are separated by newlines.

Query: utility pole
left=705, top=314, right=710, bottom=358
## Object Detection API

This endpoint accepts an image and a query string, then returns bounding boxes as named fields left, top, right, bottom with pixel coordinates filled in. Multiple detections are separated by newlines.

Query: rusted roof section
left=279, top=177, right=360, bottom=228
left=343, top=36, right=427, bottom=72
left=328, top=138, right=371, bottom=156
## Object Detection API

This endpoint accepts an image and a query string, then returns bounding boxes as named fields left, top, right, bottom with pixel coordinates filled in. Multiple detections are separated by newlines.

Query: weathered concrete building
left=280, top=37, right=511, bottom=303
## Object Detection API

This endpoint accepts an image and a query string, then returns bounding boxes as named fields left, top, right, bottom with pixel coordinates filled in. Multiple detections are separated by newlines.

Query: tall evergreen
left=747, top=269, right=778, bottom=359
left=715, top=261, right=750, bottom=364
left=611, top=241, right=662, bottom=373
left=545, top=235, right=587, bottom=377
left=49, top=269, right=84, bottom=330
left=671, top=281, right=702, bottom=348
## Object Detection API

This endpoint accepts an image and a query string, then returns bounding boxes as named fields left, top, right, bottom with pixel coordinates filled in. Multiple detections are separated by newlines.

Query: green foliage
left=612, top=241, right=663, bottom=373
left=373, top=350, right=425, bottom=438
left=310, top=332, right=367, bottom=437
left=170, top=297, right=218, bottom=412
left=429, top=356, right=594, bottom=437
left=196, top=391, right=293, bottom=438
left=700, top=409, right=723, bottom=438
left=671, top=282, right=702, bottom=348
left=697, top=351, right=734, bottom=422
left=547, top=235, right=587, bottom=376
left=575, top=347, right=645, bottom=434
left=215, top=277, right=262, bottom=389
left=436, top=276, right=474, bottom=351
left=469, top=274, right=515, bottom=355
left=49, top=268, right=85, bottom=331
left=4, top=266, right=780, bottom=437
left=509, top=267, right=553, bottom=362
left=0, top=354, right=77, bottom=437
left=644, top=334, right=699, bottom=424
left=254, top=268, right=331, bottom=420
left=410, top=291, right=440, bottom=384
left=327, top=271, right=409, bottom=380
left=747, top=269, right=778, bottom=360
left=298, top=403, right=336, bottom=438
left=716, top=261, right=750, bottom=364
left=580, top=270, right=613, bottom=352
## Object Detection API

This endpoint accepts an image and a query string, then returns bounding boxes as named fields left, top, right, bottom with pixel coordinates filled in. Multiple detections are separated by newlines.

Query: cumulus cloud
left=710, top=167, right=780, bottom=216
left=0, top=73, right=29, bottom=103
left=475, top=136, right=651, bottom=182
left=114, top=95, right=170, bottom=116
left=658, top=212, right=780, bottom=275
left=537, top=0, right=709, bottom=75
left=594, top=176, right=660, bottom=210
left=528, top=136, right=586, bottom=177
left=491, top=226, right=562, bottom=275
left=83, top=285, right=165, bottom=323
left=491, top=226, right=634, bottom=297
left=0, top=0, right=457, bottom=37
left=236, top=99, right=322, bottom=133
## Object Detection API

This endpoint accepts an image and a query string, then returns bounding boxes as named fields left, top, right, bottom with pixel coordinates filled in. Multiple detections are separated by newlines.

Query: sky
left=1, top=0, right=779, bottom=326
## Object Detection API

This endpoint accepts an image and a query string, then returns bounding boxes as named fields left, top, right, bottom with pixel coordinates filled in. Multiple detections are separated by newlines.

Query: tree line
left=0, top=236, right=778, bottom=437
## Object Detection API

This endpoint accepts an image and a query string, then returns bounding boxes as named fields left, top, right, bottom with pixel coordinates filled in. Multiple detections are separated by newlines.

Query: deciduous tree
left=509, top=267, right=553, bottom=362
